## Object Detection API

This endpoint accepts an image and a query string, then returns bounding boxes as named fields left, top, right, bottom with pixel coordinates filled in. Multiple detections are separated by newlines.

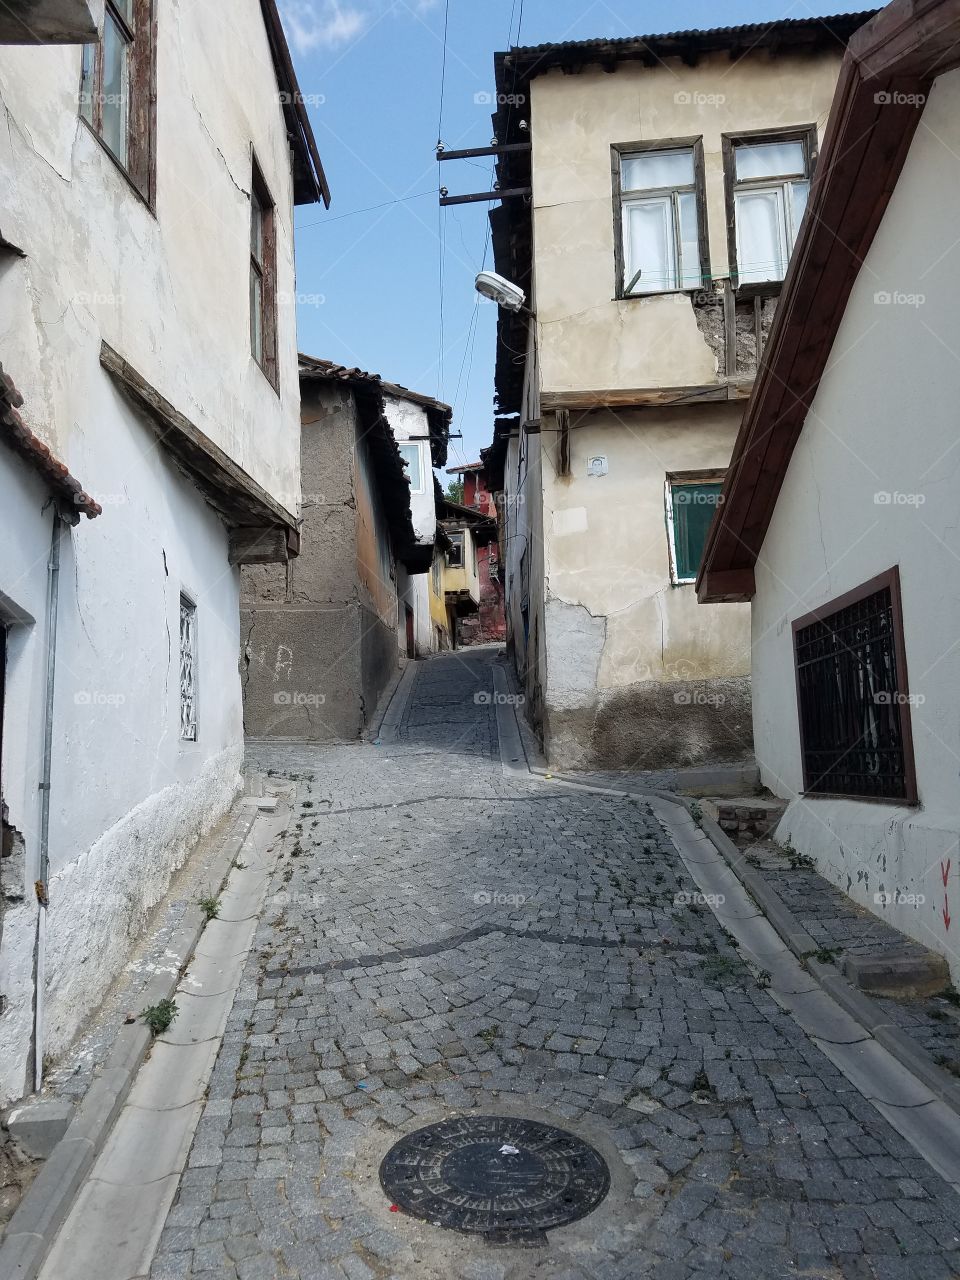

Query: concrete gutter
left=370, top=660, right=419, bottom=745
left=491, top=689, right=960, bottom=1189
left=0, top=803, right=261, bottom=1280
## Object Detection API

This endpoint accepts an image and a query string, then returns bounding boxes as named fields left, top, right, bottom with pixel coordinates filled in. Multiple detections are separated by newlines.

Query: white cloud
left=279, top=0, right=439, bottom=55
left=280, top=1, right=367, bottom=53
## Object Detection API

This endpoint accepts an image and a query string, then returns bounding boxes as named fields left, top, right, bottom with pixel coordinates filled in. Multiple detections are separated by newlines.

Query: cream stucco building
left=0, top=0, right=326, bottom=1102
left=699, top=0, right=960, bottom=983
left=483, top=14, right=874, bottom=771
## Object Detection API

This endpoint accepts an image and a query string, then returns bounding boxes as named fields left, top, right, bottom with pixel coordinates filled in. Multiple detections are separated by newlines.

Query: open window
left=79, top=0, right=154, bottom=201
left=613, top=140, right=707, bottom=296
left=792, top=569, right=917, bottom=802
left=723, top=128, right=816, bottom=290
left=665, top=473, right=725, bottom=585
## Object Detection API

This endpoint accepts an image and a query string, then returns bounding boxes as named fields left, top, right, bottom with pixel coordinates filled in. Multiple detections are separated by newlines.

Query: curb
left=0, top=803, right=261, bottom=1280
left=371, top=660, right=419, bottom=744
left=488, top=688, right=960, bottom=1125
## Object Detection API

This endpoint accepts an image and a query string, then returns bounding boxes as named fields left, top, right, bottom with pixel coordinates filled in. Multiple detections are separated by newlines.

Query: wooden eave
left=697, top=0, right=960, bottom=604
left=100, top=342, right=299, bottom=559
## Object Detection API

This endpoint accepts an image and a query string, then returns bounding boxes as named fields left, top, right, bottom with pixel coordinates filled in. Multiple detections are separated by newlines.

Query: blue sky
left=281, top=0, right=869, bottom=472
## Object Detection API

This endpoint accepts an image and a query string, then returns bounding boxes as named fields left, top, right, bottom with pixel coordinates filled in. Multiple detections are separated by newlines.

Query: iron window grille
left=792, top=569, right=917, bottom=802
left=179, top=593, right=197, bottom=742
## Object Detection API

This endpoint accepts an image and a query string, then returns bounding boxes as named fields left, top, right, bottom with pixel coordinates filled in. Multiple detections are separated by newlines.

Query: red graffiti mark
left=941, top=859, right=952, bottom=887
left=944, top=896, right=952, bottom=931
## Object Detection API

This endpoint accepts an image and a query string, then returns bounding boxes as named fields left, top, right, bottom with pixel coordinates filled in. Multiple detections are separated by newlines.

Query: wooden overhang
left=697, top=0, right=960, bottom=605
left=438, top=498, right=499, bottom=548
left=260, top=0, right=330, bottom=207
left=100, top=342, right=299, bottom=563
left=487, top=13, right=878, bottom=421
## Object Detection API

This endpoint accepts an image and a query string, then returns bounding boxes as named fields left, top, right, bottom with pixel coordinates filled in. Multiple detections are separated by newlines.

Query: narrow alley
left=39, top=648, right=954, bottom=1280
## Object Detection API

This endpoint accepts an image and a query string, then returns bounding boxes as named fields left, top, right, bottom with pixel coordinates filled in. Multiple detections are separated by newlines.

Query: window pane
left=399, top=442, right=423, bottom=492
left=735, top=140, right=805, bottom=180
left=250, top=191, right=264, bottom=263
left=677, top=191, right=701, bottom=289
left=622, top=148, right=694, bottom=192
left=671, top=483, right=724, bottom=580
left=789, top=180, right=810, bottom=246
left=101, top=13, right=129, bottom=164
left=250, top=267, right=263, bottom=362
left=79, top=43, right=96, bottom=125
left=735, top=188, right=788, bottom=284
left=625, top=196, right=676, bottom=293
left=111, top=0, right=134, bottom=26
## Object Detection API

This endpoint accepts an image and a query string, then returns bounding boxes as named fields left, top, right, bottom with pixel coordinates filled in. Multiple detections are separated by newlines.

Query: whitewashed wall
left=0, top=0, right=304, bottom=1100
left=384, top=394, right=436, bottom=655
left=751, top=69, right=960, bottom=980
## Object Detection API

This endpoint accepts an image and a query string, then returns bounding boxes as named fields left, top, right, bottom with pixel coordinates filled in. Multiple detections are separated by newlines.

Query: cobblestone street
left=149, top=650, right=960, bottom=1280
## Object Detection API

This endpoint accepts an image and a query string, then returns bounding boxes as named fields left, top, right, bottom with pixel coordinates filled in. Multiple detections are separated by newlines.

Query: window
left=79, top=0, right=153, bottom=199
left=179, top=594, right=197, bottom=742
left=793, top=570, right=916, bottom=802
left=665, top=475, right=725, bottom=584
left=724, top=130, right=815, bottom=288
left=614, top=141, right=706, bottom=295
left=447, top=533, right=464, bottom=569
left=399, top=442, right=424, bottom=493
left=250, top=161, right=278, bottom=387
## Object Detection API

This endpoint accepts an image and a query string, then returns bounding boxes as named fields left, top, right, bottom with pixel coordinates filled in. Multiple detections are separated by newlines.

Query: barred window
left=793, top=570, right=916, bottom=802
left=179, top=593, right=197, bottom=742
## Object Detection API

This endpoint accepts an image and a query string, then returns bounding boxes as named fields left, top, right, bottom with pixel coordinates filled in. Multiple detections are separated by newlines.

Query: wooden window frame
left=722, top=124, right=818, bottom=298
left=791, top=567, right=918, bottom=805
left=250, top=157, right=279, bottom=391
left=665, top=469, right=726, bottom=585
left=78, top=0, right=156, bottom=206
left=611, top=137, right=709, bottom=300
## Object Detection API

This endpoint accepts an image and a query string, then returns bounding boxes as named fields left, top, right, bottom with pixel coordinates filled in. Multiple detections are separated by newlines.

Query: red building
left=447, top=462, right=506, bottom=645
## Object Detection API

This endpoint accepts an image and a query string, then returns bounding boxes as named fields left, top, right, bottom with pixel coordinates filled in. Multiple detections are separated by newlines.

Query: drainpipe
left=32, top=509, right=63, bottom=1093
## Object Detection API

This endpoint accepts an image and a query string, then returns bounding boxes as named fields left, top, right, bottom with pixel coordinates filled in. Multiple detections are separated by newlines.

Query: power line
left=437, top=0, right=451, bottom=403
left=299, top=190, right=435, bottom=230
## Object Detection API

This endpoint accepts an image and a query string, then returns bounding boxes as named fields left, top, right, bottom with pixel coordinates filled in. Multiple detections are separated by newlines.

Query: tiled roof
left=0, top=364, right=100, bottom=519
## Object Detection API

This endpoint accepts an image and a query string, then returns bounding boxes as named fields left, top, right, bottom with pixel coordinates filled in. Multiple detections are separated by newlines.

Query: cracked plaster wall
left=538, top=406, right=752, bottom=771
left=0, top=5, right=301, bottom=1100
left=751, top=69, right=960, bottom=983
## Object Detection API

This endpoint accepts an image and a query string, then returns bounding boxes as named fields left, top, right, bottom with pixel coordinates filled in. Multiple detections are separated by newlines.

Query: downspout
left=32, top=508, right=64, bottom=1093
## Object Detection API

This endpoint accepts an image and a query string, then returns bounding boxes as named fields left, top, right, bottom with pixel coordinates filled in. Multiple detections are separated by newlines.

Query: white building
left=699, top=0, right=960, bottom=981
left=381, top=384, right=452, bottom=657
left=0, top=0, right=327, bottom=1102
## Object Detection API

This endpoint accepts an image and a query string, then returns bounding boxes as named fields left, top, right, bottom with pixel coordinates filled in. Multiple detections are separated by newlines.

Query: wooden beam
left=697, top=567, right=756, bottom=604
left=438, top=143, right=532, bottom=161
left=228, top=526, right=290, bottom=566
left=556, top=409, right=571, bottom=476
left=540, top=382, right=753, bottom=412
left=440, top=187, right=531, bottom=206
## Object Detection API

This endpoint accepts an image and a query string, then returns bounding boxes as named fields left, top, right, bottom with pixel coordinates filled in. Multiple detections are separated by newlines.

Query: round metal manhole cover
left=379, top=1115, right=610, bottom=1244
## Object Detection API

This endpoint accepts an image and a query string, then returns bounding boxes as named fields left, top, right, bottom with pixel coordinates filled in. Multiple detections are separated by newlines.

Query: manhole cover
left=379, top=1115, right=610, bottom=1244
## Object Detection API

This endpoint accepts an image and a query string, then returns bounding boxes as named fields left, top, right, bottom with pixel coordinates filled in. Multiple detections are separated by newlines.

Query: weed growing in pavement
left=198, top=895, right=221, bottom=921
left=810, top=946, right=842, bottom=965
left=479, top=1026, right=501, bottom=1046
left=141, top=998, right=178, bottom=1036
left=755, top=969, right=772, bottom=989
left=701, top=953, right=740, bottom=984
left=689, top=801, right=704, bottom=826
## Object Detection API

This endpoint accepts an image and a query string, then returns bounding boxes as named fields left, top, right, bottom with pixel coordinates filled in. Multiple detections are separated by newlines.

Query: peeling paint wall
left=530, top=51, right=843, bottom=392
left=751, top=70, right=960, bottom=983
left=501, top=46, right=847, bottom=771
left=0, top=1, right=303, bottom=1102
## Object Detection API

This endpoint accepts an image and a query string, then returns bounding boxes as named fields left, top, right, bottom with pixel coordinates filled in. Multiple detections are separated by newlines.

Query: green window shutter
left=671, top=483, right=724, bottom=580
